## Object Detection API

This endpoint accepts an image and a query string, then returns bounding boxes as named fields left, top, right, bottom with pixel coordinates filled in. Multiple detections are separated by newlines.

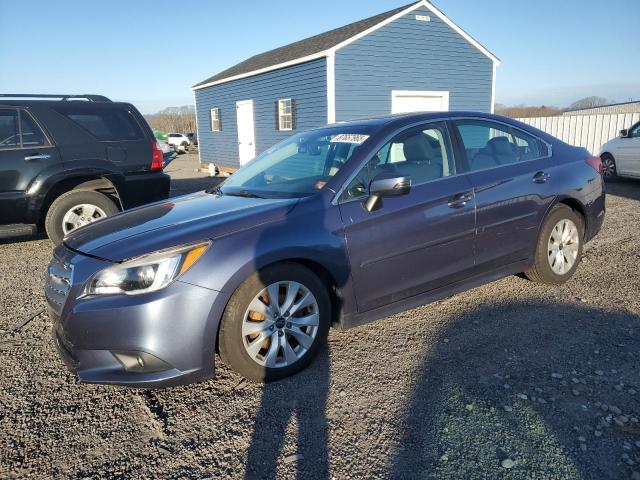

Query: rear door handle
left=24, top=153, right=51, bottom=161
left=447, top=192, right=473, bottom=209
left=533, top=171, right=550, bottom=184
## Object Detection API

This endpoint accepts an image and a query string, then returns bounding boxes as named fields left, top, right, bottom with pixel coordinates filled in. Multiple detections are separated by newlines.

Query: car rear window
left=0, top=109, right=19, bottom=148
left=20, top=111, right=49, bottom=147
left=54, top=106, right=144, bottom=141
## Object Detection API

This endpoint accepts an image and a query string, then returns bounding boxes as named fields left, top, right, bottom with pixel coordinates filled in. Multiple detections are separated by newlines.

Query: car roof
left=324, top=111, right=510, bottom=130
left=0, top=99, right=134, bottom=109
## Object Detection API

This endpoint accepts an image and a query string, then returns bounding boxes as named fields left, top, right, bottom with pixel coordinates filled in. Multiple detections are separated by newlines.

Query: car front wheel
left=524, top=204, right=584, bottom=284
left=218, top=263, right=330, bottom=382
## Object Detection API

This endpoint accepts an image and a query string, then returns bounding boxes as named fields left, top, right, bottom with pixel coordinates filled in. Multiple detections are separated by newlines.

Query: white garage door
left=391, top=90, right=450, bottom=114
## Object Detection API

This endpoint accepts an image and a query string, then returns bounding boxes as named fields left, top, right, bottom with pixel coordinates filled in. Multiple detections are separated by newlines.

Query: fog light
left=111, top=351, right=171, bottom=373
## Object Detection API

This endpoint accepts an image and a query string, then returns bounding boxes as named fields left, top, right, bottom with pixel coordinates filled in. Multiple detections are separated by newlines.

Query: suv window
left=20, top=111, right=48, bottom=147
left=630, top=122, right=640, bottom=138
left=0, top=109, right=20, bottom=149
left=455, top=120, right=548, bottom=172
left=0, top=109, right=49, bottom=149
left=54, top=106, right=144, bottom=141
left=341, top=122, right=455, bottom=201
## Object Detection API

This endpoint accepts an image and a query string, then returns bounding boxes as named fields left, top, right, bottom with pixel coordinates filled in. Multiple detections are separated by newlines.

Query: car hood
left=64, top=191, right=299, bottom=261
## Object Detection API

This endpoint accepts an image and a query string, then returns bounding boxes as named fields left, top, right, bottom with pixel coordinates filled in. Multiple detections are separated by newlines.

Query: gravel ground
left=1, top=154, right=639, bottom=479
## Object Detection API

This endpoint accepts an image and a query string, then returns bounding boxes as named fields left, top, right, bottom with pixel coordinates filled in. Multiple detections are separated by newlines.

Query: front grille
left=45, top=253, right=73, bottom=316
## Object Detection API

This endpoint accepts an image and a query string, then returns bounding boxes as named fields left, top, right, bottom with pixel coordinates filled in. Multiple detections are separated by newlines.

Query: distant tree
left=495, top=104, right=563, bottom=119
left=568, top=96, right=608, bottom=111
left=145, top=105, right=196, bottom=134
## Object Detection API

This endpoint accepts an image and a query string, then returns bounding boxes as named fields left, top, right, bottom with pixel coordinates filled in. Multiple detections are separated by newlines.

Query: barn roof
left=193, top=0, right=499, bottom=90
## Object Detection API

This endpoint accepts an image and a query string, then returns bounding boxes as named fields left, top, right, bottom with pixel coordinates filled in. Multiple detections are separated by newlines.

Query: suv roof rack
left=0, top=94, right=112, bottom=102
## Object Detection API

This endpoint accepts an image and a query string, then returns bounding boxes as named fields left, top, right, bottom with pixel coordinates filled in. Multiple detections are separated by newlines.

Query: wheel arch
left=213, top=257, right=343, bottom=354
left=547, top=196, right=588, bottom=238
left=39, top=175, right=123, bottom=227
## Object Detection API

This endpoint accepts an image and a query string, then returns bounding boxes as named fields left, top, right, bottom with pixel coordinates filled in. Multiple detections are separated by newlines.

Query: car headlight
left=84, top=241, right=211, bottom=296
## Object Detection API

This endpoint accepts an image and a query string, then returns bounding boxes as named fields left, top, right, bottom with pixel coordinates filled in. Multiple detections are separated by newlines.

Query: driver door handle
left=533, top=171, right=550, bottom=184
left=24, top=153, right=51, bottom=161
left=447, top=192, right=473, bottom=209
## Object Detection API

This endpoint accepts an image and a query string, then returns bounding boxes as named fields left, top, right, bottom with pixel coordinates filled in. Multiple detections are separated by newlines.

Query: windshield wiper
left=223, top=190, right=265, bottom=199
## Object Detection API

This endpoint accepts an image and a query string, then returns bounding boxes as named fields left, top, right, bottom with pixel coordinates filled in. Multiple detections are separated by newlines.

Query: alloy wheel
left=62, top=204, right=107, bottom=234
left=242, top=281, right=320, bottom=368
left=547, top=219, right=580, bottom=275
left=602, top=157, right=616, bottom=179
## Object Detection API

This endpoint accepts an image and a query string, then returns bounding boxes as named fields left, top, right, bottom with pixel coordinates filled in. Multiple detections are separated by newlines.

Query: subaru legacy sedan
left=46, top=112, right=605, bottom=386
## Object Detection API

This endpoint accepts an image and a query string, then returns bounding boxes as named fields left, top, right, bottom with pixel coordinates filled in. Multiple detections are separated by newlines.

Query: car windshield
left=218, top=126, right=376, bottom=198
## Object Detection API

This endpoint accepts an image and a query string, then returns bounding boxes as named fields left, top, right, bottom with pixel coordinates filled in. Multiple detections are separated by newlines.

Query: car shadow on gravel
left=0, top=232, right=49, bottom=245
left=389, top=299, right=639, bottom=479
left=244, top=350, right=330, bottom=480
left=606, top=179, right=640, bottom=202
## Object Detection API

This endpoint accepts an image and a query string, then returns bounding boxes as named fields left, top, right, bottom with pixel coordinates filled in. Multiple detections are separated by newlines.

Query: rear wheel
left=524, top=204, right=584, bottom=284
left=45, top=190, right=118, bottom=245
left=218, top=263, right=330, bottom=382
left=601, top=153, right=618, bottom=181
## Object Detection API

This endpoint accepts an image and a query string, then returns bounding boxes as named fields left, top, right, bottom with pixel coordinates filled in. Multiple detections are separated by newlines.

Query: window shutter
left=291, top=99, right=297, bottom=130
left=275, top=101, right=280, bottom=131
left=210, top=109, right=213, bottom=131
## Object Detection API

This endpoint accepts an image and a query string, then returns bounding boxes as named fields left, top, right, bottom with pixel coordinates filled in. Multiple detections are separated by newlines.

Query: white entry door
left=236, top=99, right=256, bottom=165
left=391, top=90, right=450, bottom=114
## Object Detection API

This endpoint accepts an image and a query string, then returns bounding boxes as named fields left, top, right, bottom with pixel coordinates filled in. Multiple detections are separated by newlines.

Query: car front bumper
left=46, top=245, right=229, bottom=388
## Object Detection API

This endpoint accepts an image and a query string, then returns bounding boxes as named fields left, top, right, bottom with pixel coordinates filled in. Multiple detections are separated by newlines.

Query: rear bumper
left=120, top=172, right=170, bottom=210
left=584, top=187, right=606, bottom=243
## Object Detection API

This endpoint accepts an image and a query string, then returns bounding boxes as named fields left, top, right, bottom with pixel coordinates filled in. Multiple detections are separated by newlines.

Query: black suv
left=0, top=94, right=170, bottom=244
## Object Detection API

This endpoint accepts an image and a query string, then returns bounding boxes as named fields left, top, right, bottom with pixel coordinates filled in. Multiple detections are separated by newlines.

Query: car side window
left=0, top=109, right=20, bottom=149
left=54, top=106, right=144, bottom=142
left=341, top=121, right=455, bottom=201
left=455, top=120, right=548, bottom=172
left=20, top=111, right=49, bottom=147
left=631, top=123, right=640, bottom=138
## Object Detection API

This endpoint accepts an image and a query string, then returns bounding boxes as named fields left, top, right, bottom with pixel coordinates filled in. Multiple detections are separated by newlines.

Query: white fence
left=516, top=113, right=640, bottom=155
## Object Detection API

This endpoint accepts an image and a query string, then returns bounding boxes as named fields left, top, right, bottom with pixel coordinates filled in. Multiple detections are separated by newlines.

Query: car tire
left=45, top=190, right=119, bottom=245
left=524, top=204, right=584, bottom=285
left=600, top=153, right=618, bottom=181
left=218, top=262, right=331, bottom=383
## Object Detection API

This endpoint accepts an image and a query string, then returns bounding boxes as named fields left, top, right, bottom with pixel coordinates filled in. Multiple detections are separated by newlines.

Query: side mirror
left=364, top=173, right=411, bottom=212
left=620, top=129, right=630, bottom=138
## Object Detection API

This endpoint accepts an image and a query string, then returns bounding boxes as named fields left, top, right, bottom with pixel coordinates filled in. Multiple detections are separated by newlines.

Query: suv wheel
left=524, top=204, right=584, bottom=284
left=600, top=154, right=618, bottom=181
left=45, top=190, right=118, bottom=244
left=219, top=263, right=330, bottom=382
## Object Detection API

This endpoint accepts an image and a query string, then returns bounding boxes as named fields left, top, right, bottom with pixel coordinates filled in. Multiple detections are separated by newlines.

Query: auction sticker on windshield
left=330, top=134, right=369, bottom=144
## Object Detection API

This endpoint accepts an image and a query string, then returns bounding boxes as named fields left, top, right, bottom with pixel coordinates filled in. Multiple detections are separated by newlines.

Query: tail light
left=151, top=140, right=164, bottom=171
left=585, top=156, right=604, bottom=175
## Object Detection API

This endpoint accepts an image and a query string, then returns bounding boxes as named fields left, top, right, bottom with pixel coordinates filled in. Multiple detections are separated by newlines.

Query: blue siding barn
left=193, top=0, right=499, bottom=170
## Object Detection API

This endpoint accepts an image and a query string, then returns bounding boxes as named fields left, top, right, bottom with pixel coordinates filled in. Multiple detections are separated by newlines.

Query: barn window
left=276, top=98, right=296, bottom=131
left=210, top=108, right=221, bottom=131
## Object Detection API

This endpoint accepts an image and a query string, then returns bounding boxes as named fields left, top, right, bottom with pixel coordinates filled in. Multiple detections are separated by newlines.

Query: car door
left=338, top=121, right=476, bottom=313
left=0, top=108, right=61, bottom=224
left=453, top=119, right=555, bottom=271
left=617, top=122, right=640, bottom=176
